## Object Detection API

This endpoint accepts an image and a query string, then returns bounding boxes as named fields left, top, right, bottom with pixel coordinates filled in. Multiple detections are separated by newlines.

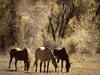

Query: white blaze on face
left=40, top=47, right=46, bottom=50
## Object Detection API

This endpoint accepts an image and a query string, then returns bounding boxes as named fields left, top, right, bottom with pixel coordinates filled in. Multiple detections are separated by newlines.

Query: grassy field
left=0, top=53, right=100, bottom=75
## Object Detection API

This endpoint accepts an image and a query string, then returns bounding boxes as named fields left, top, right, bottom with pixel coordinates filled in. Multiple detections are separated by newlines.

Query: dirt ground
left=0, top=53, right=100, bottom=75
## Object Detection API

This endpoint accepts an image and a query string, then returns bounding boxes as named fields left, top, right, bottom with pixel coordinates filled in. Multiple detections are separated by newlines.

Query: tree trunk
left=8, top=0, right=24, bottom=47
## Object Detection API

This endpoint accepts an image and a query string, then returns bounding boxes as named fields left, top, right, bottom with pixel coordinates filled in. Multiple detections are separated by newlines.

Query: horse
left=33, top=47, right=57, bottom=72
left=53, top=47, right=71, bottom=72
left=9, top=47, right=32, bottom=71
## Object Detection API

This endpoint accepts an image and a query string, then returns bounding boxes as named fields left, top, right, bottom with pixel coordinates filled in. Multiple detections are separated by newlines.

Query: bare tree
left=48, top=0, right=75, bottom=41
left=95, top=3, right=100, bottom=17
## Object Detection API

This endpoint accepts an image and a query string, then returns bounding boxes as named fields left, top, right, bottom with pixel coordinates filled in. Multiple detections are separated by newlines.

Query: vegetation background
left=0, top=0, right=100, bottom=75
left=0, top=0, right=100, bottom=54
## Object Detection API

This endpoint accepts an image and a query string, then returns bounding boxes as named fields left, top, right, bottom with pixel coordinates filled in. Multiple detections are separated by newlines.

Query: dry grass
left=0, top=53, right=100, bottom=75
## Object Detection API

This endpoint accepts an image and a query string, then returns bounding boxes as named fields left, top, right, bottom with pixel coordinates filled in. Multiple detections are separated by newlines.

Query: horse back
left=35, top=47, right=54, bottom=61
left=10, top=48, right=29, bottom=61
left=54, top=48, right=69, bottom=60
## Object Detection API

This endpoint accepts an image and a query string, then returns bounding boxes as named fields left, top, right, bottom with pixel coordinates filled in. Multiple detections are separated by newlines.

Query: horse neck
left=51, top=54, right=55, bottom=61
left=46, top=48, right=55, bottom=59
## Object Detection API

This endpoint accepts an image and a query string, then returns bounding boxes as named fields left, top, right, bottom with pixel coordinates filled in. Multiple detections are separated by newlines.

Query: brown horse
left=9, top=48, right=32, bottom=71
left=53, top=47, right=71, bottom=72
left=33, top=47, right=57, bottom=72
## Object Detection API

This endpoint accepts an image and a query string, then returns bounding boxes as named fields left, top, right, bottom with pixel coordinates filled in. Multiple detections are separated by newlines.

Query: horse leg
left=33, top=59, right=36, bottom=68
left=47, top=61, right=50, bottom=72
left=15, top=59, right=18, bottom=71
left=40, top=61, right=43, bottom=72
left=27, top=62, right=30, bottom=71
left=44, top=61, right=46, bottom=72
left=24, top=61, right=27, bottom=71
left=9, top=56, right=13, bottom=69
left=61, top=60, right=63, bottom=72
left=65, top=60, right=70, bottom=72
left=35, top=60, right=38, bottom=72
left=57, top=58, right=60, bottom=63
left=33, top=59, right=38, bottom=72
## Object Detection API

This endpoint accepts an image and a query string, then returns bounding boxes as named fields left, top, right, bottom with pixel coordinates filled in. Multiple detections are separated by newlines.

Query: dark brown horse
left=53, top=47, right=71, bottom=72
left=9, top=48, right=32, bottom=71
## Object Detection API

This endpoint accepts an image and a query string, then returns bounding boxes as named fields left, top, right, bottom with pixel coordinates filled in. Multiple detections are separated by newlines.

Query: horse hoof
left=61, top=70, right=62, bottom=72
left=35, top=70, right=37, bottom=72
left=44, top=71, right=46, bottom=72
left=15, top=69, right=17, bottom=71
left=46, top=71, right=48, bottom=73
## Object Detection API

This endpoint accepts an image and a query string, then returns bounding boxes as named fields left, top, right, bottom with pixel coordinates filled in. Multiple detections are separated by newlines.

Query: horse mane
left=11, top=47, right=21, bottom=51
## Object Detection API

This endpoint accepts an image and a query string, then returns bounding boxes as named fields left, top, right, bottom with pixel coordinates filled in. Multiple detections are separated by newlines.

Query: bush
left=68, top=41, right=77, bottom=54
